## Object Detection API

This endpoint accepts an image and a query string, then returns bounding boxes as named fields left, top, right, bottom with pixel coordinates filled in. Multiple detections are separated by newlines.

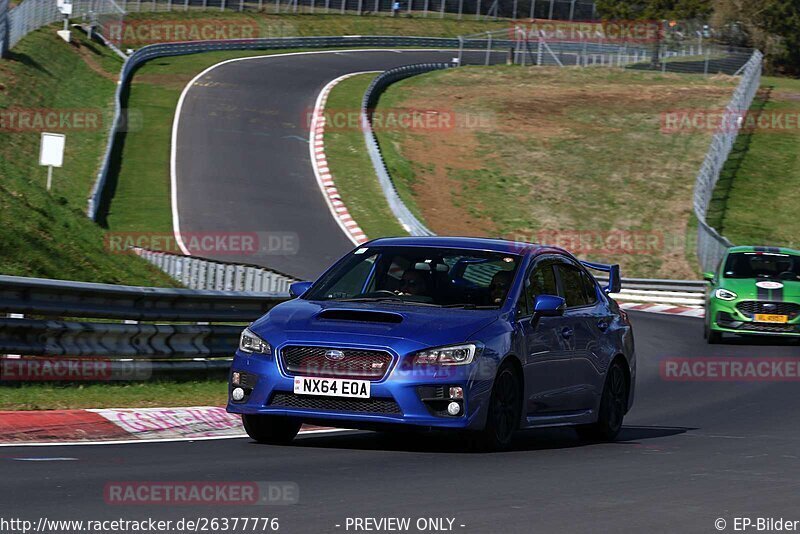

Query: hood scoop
left=316, top=309, right=403, bottom=324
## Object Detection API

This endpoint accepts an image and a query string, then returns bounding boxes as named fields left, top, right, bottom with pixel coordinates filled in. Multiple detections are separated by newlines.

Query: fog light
left=447, top=401, right=461, bottom=416
left=449, top=386, right=463, bottom=399
left=231, top=372, right=241, bottom=385
left=232, top=387, right=245, bottom=401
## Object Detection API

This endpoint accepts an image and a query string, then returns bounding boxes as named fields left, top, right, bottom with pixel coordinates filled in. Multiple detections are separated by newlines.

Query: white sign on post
left=57, top=0, right=73, bottom=15
left=39, top=132, right=66, bottom=192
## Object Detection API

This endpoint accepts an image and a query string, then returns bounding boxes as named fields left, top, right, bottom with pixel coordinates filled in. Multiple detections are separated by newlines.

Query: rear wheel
left=242, top=414, right=301, bottom=445
left=577, top=361, right=628, bottom=442
left=473, top=363, right=521, bottom=451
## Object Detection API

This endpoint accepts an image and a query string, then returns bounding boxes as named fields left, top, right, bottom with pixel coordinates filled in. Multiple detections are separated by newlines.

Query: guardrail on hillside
left=133, top=248, right=297, bottom=292
left=361, top=62, right=455, bottom=236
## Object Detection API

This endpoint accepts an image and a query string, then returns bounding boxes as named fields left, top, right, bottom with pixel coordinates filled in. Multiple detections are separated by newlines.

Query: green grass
left=118, top=12, right=511, bottom=48
left=322, top=73, right=408, bottom=238
left=706, top=76, right=800, bottom=250
left=0, top=29, right=176, bottom=285
left=369, top=66, right=739, bottom=278
left=0, top=380, right=228, bottom=410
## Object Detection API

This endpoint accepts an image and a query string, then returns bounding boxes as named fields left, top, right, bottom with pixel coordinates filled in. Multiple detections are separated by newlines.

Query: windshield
left=304, top=246, right=521, bottom=308
left=722, top=252, right=800, bottom=281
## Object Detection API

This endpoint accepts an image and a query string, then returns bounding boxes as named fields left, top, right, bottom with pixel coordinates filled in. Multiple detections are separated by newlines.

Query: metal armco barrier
left=0, top=274, right=287, bottom=321
left=361, top=62, right=454, bottom=236
left=0, top=272, right=705, bottom=379
left=600, top=277, right=706, bottom=307
left=0, top=318, right=241, bottom=357
left=133, top=248, right=296, bottom=292
left=0, top=274, right=292, bottom=379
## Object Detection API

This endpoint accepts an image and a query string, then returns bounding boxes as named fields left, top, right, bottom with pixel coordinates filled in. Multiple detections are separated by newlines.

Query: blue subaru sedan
left=227, top=237, right=635, bottom=450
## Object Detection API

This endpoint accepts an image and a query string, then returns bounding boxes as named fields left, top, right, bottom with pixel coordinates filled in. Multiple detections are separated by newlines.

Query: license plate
left=754, top=313, right=788, bottom=324
left=293, top=376, right=370, bottom=398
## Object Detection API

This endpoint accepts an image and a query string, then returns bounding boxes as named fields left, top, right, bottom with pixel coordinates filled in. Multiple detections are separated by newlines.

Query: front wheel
left=704, top=320, right=722, bottom=344
left=242, top=414, right=301, bottom=445
left=576, top=361, right=628, bottom=442
left=472, top=363, right=521, bottom=451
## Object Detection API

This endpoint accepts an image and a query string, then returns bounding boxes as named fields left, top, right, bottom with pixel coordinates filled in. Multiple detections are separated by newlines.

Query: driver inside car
left=397, top=270, right=430, bottom=297
left=489, top=270, right=513, bottom=305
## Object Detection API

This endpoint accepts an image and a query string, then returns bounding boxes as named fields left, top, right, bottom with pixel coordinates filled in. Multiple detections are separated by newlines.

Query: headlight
left=714, top=288, right=738, bottom=301
left=239, top=328, right=272, bottom=354
left=413, top=343, right=480, bottom=366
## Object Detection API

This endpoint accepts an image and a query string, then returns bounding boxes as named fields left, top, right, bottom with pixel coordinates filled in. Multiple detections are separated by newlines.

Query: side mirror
left=702, top=271, right=716, bottom=283
left=289, top=281, right=312, bottom=298
left=606, top=264, right=621, bottom=294
left=533, top=294, right=566, bottom=317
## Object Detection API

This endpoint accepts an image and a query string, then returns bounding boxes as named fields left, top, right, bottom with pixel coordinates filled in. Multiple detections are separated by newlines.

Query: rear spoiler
left=580, top=261, right=621, bottom=294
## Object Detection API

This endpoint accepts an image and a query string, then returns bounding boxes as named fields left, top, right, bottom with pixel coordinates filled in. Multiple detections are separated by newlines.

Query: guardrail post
left=214, top=263, right=224, bottom=290
left=244, top=268, right=255, bottom=291
left=457, top=36, right=463, bottom=66
left=484, top=31, right=491, bottom=66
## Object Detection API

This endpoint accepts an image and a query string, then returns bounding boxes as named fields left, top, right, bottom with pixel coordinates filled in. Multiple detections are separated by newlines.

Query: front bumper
left=708, top=298, right=800, bottom=337
left=225, top=346, right=494, bottom=431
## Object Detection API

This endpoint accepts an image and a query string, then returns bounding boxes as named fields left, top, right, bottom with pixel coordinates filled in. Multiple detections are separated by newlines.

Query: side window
left=557, top=264, right=589, bottom=308
left=526, top=260, right=558, bottom=312
left=581, top=270, right=598, bottom=305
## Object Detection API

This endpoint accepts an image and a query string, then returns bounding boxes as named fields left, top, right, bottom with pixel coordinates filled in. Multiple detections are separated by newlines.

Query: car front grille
left=268, top=392, right=402, bottom=415
left=736, top=301, right=800, bottom=320
left=279, top=345, right=393, bottom=380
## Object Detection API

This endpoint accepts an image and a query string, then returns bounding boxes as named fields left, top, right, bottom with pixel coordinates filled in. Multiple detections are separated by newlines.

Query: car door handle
left=561, top=326, right=574, bottom=339
left=597, top=320, right=610, bottom=331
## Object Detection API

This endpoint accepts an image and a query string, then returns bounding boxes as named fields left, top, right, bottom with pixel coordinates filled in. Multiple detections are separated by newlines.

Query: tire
left=242, top=414, right=301, bottom=445
left=472, top=363, right=522, bottom=451
left=576, top=361, right=628, bottom=442
left=704, top=321, right=722, bottom=344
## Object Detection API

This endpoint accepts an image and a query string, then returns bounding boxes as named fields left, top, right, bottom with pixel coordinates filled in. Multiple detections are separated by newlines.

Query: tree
left=713, top=0, right=800, bottom=75
left=596, top=0, right=713, bottom=20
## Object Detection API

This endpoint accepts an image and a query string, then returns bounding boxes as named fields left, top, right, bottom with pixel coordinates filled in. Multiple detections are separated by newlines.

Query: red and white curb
left=0, top=406, right=340, bottom=446
left=619, top=302, right=705, bottom=318
left=309, top=71, right=380, bottom=247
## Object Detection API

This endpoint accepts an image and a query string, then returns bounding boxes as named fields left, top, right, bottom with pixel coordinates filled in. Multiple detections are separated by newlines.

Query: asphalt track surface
left=174, top=49, right=503, bottom=280
left=4, top=312, right=799, bottom=533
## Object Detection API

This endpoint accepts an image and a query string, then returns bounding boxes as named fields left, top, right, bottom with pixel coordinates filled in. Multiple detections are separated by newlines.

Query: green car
left=704, top=246, right=800, bottom=343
